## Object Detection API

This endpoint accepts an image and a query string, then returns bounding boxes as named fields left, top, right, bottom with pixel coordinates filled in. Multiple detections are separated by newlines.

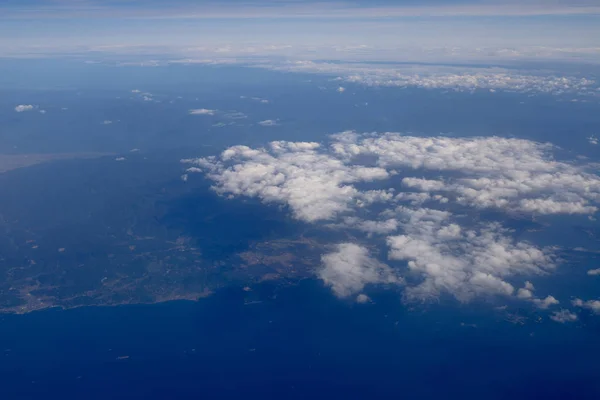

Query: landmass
left=0, top=153, right=325, bottom=314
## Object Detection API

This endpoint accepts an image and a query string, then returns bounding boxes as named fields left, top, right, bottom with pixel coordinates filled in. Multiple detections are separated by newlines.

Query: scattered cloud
left=337, top=86, right=346, bottom=93
left=103, top=120, right=113, bottom=125
left=266, top=61, right=599, bottom=97
left=550, top=309, right=578, bottom=323
left=115, top=157, right=126, bottom=161
left=589, top=136, right=599, bottom=145
left=258, top=119, right=278, bottom=126
left=189, top=108, right=216, bottom=115
left=15, top=104, right=35, bottom=112
left=183, top=131, right=600, bottom=303
left=332, top=131, right=600, bottom=215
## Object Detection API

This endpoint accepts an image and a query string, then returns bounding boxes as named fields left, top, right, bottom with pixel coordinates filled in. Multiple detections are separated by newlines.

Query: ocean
left=1, top=279, right=599, bottom=399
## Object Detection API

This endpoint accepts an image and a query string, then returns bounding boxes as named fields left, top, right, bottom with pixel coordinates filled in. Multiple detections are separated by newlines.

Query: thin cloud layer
left=183, top=131, right=599, bottom=305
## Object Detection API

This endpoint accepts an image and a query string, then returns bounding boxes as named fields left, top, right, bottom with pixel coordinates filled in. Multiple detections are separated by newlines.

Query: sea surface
left=1, top=279, right=599, bottom=400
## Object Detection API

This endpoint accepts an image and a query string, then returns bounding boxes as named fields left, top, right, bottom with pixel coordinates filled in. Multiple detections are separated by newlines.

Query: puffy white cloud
left=589, top=136, right=598, bottom=145
left=516, top=282, right=559, bottom=308
left=15, top=104, right=35, bottom=112
left=189, top=108, right=215, bottom=115
left=588, top=268, right=600, bottom=276
left=517, top=288, right=534, bottom=299
left=402, top=178, right=446, bottom=192
left=572, top=298, right=600, bottom=314
left=183, top=131, right=599, bottom=303
left=356, top=218, right=399, bottom=235
left=356, top=294, right=371, bottom=303
left=550, top=309, right=578, bottom=323
left=532, top=295, right=559, bottom=309
left=319, top=243, right=401, bottom=298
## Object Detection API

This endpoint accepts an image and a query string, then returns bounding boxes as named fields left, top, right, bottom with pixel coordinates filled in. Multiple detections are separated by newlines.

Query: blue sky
left=1, top=0, right=599, bottom=63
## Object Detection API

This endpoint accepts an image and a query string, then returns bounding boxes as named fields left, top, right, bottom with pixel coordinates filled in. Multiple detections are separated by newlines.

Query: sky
left=2, top=0, right=600, bottom=64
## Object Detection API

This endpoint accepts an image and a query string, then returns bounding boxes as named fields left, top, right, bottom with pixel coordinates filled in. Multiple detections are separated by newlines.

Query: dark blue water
left=1, top=280, right=599, bottom=400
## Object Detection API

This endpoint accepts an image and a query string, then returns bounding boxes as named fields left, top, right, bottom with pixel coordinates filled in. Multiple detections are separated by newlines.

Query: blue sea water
left=1, top=280, right=599, bottom=400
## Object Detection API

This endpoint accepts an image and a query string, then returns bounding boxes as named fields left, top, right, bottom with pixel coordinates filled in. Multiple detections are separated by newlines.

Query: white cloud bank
left=256, top=61, right=599, bottom=97
left=183, top=131, right=599, bottom=304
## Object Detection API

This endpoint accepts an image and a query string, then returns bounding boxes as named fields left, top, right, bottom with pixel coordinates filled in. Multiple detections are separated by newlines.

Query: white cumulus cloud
left=550, top=309, right=578, bottom=323
left=319, top=243, right=401, bottom=298
left=356, top=294, right=371, bottom=303
left=15, top=104, right=35, bottom=112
